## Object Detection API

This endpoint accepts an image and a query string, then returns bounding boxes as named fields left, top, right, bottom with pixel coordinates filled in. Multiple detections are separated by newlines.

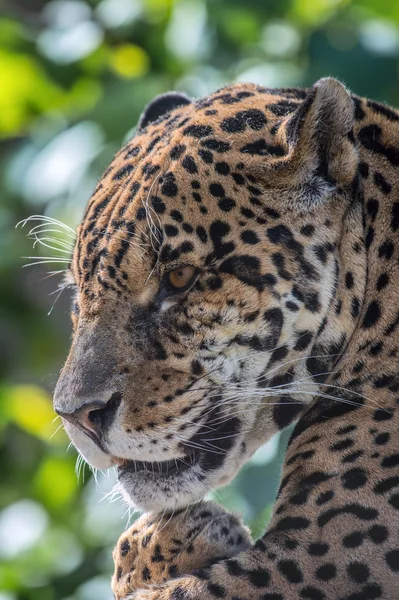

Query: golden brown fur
left=54, top=78, right=399, bottom=598
left=112, top=502, right=251, bottom=599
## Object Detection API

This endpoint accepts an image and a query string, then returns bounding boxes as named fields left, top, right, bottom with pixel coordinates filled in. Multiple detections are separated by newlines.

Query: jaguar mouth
left=117, top=453, right=198, bottom=478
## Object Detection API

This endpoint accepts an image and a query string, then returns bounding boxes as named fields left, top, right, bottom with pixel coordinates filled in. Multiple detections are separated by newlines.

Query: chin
left=116, top=450, right=247, bottom=514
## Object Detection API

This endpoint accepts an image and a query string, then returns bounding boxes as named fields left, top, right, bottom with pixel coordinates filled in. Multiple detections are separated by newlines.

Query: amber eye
left=165, top=265, right=197, bottom=291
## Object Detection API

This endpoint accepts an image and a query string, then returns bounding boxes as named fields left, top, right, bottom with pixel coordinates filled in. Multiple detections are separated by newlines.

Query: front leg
left=112, top=501, right=251, bottom=600
left=128, top=546, right=276, bottom=600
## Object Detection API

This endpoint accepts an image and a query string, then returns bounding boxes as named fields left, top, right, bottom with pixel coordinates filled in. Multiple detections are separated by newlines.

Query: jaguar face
left=54, top=79, right=360, bottom=512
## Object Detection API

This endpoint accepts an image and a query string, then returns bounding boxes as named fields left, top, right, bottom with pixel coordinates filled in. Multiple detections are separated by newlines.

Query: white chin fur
left=117, top=450, right=246, bottom=514
left=118, top=471, right=210, bottom=513
left=63, top=421, right=113, bottom=470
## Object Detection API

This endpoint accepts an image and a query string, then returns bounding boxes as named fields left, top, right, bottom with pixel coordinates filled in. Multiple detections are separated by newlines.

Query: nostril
left=86, top=392, right=122, bottom=434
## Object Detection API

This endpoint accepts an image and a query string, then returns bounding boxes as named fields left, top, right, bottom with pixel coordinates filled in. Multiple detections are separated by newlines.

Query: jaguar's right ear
left=138, top=92, right=192, bottom=131
left=275, top=78, right=358, bottom=192
left=260, top=78, right=359, bottom=210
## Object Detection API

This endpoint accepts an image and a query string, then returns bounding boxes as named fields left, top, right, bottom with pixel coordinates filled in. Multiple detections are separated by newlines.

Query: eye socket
left=164, top=265, right=198, bottom=292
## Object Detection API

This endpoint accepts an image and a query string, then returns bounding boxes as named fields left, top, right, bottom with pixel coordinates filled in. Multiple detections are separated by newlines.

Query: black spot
left=120, top=540, right=130, bottom=557
left=268, top=100, right=299, bottom=116
left=342, top=450, right=364, bottom=464
left=165, top=224, right=179, bottom=237
left=136, top=207, right=146, bottom=220
left=342, top=467, right=367, bottom=490
left=351, top=297, right=360, bottom=318
left=182, top=155, right=198, bottom=174
left=220, top=109, right=267, bottom=133
left=378, top=241, right=394, bottom=259
left=184, top=124, right=213, bottom=138
left=113, top=163, right=134, bottom=180
left=172, top=586, right=189, bottom=600
left=389, top=493, right=399, bottom=509
left=208, top=220, right=234, bottom=261
left=353, top=97, right=366, bottom=120
left=201, top=139, right=231, bottom=152
left=151, top=196, right=166, bottom=214
left=170, top=144, right=186, bottom=159
left=170, top=209, right=183, bottom=222
left=247, top=567, right=270, bottom=587
left=374, top=172, right=391, bottom=195
left=219, top=255, right=264, bottom=291
left=207, top=583, right=225, bottom=598
left=192, top=192, right=202, bottom=203
left=318, top=504, right=378, bottom=527
left=367, top=198, right=379, bottom=220
left=286, top=301, right=299, bottom=312
left=218, top=198, right=236, bottom=212
left=215, top=162, right=230, bottom=175
left=374, top=476, right=399, bottom=494
left=362, top=301, right=381, bottom=328
left=299, top=587, right=325, bottom=600
left=359, top=161, right=369, bottom=178
left=294, top=331, right=313, bottom=351
left=226, top=559, right=243, bottom=576
left=300, top=224, right=315, bottom=236
left=196, top=226, right=207, bottom=243
left=241, top=230, right=259, bottom=244
left=161, top=172, right=178, bottom=197
left=392, top=202, right=399, bottom=231
left=191, top=360, right=203, bottom=376
left=386, top=549, right=399, bottom=571
left=278, top=559, right=303, bottom=584
left=367, top=99, right=399, bottom=121
left=375, top=432, right=390, bottom=445
left=308, top=543, right=329, bottom=556
left=233, top=173, right=246, bottom=185
left=343, top=531, right=364, bottom=548
left=365, top=227, right=374, bottom=249
left=373, top=408, right=393, bottom=420
left=358, top=124, right=399, bottom=166
left=142, top=566, right=151, bottom=581
left=331, top=438, right=354, bottom=452
left=345, top=272, right=354, bottom=289
left=269, top=345, right=288, bottom=365
left=273, top=516, right=310, bottom=532
left=376, top=273, right=389, bottom=291
left=347, top=563, right=369, bottom=584
left=316, top=490, right=334, bottom=506
left=369, top=525, right=388, bottom=544
left=240, top=138, right=285, bottom=156
left=209, top=183, right=225, bottom=197
left=315, top=564, right=336, bottom=581
left=337, top=424, right=357, bottom=435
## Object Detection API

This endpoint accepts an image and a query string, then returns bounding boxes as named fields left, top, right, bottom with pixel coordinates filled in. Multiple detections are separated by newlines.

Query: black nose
left=56, top=392, right=122, bottom=439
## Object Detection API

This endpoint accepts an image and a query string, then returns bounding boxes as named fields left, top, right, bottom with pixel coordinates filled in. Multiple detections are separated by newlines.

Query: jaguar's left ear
left=276, top=78, right=359, bottom=196
left=138, top=92, right=192, bottom=130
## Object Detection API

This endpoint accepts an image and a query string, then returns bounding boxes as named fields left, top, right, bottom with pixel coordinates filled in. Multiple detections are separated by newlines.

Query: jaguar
left=53, top=77, right=399, bottom=599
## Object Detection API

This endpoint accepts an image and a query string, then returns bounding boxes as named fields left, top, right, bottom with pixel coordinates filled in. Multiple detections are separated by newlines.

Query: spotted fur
left=112, top=501, right=251, bottom=600
left=54, top=77, right=399, bottom=598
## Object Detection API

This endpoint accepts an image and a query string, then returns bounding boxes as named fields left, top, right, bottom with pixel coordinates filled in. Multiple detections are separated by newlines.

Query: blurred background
left=1, top=0, right=399, bottom=598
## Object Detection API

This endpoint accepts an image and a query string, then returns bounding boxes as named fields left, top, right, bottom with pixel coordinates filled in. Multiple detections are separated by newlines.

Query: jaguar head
left=54, top=78, right=361, bottom=512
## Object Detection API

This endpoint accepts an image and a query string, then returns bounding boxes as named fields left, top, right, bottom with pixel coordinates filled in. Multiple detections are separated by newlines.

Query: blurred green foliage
left=1, top=0, right=399, bottom=598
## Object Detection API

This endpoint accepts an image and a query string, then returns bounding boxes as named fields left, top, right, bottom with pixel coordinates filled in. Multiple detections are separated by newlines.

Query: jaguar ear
left=283, top=78, right=358, bottom=191
left=138, top=92, right=192, bottom=130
